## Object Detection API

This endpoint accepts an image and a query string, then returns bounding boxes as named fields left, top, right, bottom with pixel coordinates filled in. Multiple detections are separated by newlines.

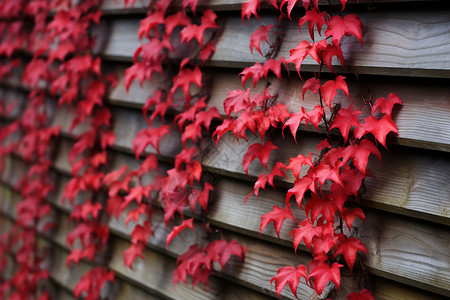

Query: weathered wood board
left=100, top=11, right=450, bottom=78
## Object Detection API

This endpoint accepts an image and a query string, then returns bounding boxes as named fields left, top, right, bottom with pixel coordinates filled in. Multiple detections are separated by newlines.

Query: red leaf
left=286, top=174, right=316, bottom=206
left=320, top=75, right=349, bottom=109
left=242, top=0, right=261, bottom=21
left=347, top=289, right=375, bottom=300
left=166, top=218, right=194, bottom=248
left=217, top=240, right=247, bottom=269
left=325, top=14, right=363, bottom=48
left=342, top=139, right=381, bottom=175
left=305, top=194, right=338, bottom=223
left=123, top=243, right=144, bottom=269
left=223, top=88, right=250, bottom=117
left=200, top=42, right=215, bottom=62
left=290, top=219, right=322, bottom=252
left=260, top=204, right=296, bottom=238
left=371, top=93, right=403, bottom=117
left=242, top=141, right=279, bottom=175
left=182, top=0, right=199, bottom=14
left=250, top=25, right=273, bottom=55
left=330, top=104, right=361, bottom=143
left=194, top=107, right=221, bottom=132
left=283, top=107, right=308, bottom=142
left=322, top=44, right=345, bottom=73
left=333, top=235, right=368, bottom=271
left=170, top=66, right=202, bottom=102
left=354, top=115, right=399, bottom=148
left=341, top=208, right=365, bottom=230
left=131, top=221, right=152, bottom=244
left=308, top=261, right=343, bottom=294
left=299, top=8, right=327, bottom=40
left=303, top=77, right=320, bottom=99
left=131, top=125, right=171, bottom=158
left=286, top=153, right=314, bottom=179
left=270, top=265, right=307, bottom=298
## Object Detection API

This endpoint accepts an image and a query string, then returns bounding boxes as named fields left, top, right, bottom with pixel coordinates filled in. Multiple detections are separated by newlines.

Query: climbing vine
left=0, top=0, right=403, bottom=299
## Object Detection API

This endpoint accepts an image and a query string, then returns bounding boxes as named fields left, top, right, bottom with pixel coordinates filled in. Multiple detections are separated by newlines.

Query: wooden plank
left=44, top=165, right=450, bottom=298
left=99, top=0, right=443, bottom=15
left=49, top=245, right=113, bottom=299
left=208, top=70, right=450, bottom=152
left=103, top=62, right=450, bottom=152
left=50, top=102, right=450, bottom=225
left=277, top=10, right=450, bottom=77
left=4, top=167, right=447, bottom=300
left=100, top=11, right=450, bottom=77
left=4, top=56, right=450, bottom=152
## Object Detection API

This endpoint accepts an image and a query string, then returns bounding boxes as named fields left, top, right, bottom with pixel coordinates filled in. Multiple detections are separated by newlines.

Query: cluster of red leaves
left=214, top=0, right=404, bottom=298
left=47, top=1, right=118, bottom=298
left=118, top=0, right=248, bottom=288
left=174, top=240, right=246, bottom=287
left=0, top=1, right=60, bottom=299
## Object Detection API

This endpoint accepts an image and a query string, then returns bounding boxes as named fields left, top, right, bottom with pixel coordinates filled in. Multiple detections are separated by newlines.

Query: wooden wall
left=1, top=1, right=449, bottom=299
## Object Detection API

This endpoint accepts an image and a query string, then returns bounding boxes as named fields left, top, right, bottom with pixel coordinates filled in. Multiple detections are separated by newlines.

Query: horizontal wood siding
left=1, top=1, right=449, bottom=300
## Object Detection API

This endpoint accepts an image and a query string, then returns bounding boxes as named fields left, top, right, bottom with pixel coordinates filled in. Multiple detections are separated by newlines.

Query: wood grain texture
left=3, top=168, right=448, bottom=299
left=277, top=10, right=450, bottom=77
left=99, top=0, right=444, bottom=15
left=96, top=62, right=450, bottom=152
left=99, top=104, right=450, bottom=225
left=99, top=11, right=450, bottom=77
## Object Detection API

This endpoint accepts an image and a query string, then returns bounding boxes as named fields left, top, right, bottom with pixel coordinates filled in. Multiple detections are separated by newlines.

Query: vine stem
left=317, top=62, right=332, bottom=143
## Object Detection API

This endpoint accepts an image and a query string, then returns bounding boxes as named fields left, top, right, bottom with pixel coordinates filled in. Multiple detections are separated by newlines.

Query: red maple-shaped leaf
left=188, top=182, right=214, bottom=212
left=194, top=107, right=221, bottom=132
left=182, top=0, right=200, bottom=14
left=286, top=174, right=316, bottom=206
left=131, top=221, right=152, bottom=244
left=288, top=153, right=315, bottom=179
left=342, top=139, right=381, bottom=175
left=287, top=40, right=327, bottom=76
left=305, top=194, right=338, bottom=223
left=223, top=88, right=251, bottom=117
left=330, top=104, right=361, bottom=143
left=164, top=12, right=191, bottom=36
left=303, top=77, right=320, bottom=99
left=66, top=248, right=83, bottom=267
left=322, top=44, right=345, bottom=73
left=242, top=141, right=279, bottom=175
left=341, top=208, right=366, bottom=230
left=166, top=218, right=194, bottom=248
left=170, top=66, right=202, bottom=102
left=242, top=0, right=261, bottom=21
left=320, top=75, right=349, bottom=109
left=123, top=243, right=144, bottom=269
left=299, top=8, right=327, bottom=40
left=340, top=167, right=365, bottom=198
left=308, top=261, right=343, bottom=294
left=325, top=14, right=363, bottom=48
left=122, top=185, right=151, bottom=210
left=290, top=218, right=322, bottom=252
left=138, top=11, right=165, bottom=40
left=270, top=265, right=307, bottom=298
left=217, top=240, right=247, bottom=269
left=200, top=42, right=215, bottom=62
left=260, top=204, right=296, bottom=238
left=283, top=107, right=308, bottom=142
left=347, top=289, right=375, bottom=300
left=371, top=93, right=403, bottom=117
left=354, top=115, right=399, bottom=148
left=333, top=235, right=368, bottom=271
left=132, top=124, right=171, bottom=158
left=250, top=25, right=273, bottom=55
